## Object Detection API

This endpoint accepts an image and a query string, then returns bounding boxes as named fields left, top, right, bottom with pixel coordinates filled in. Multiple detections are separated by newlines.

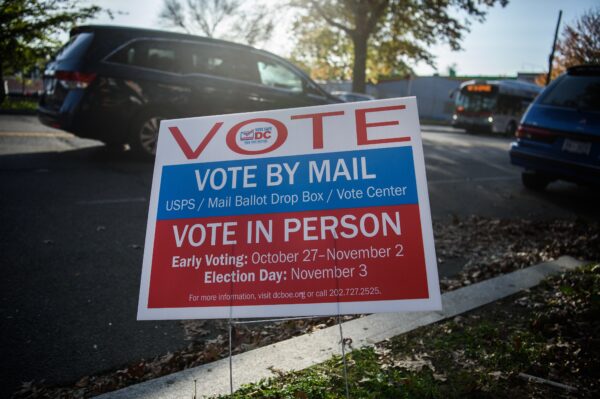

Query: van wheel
left=505, top=121, right=517, bottom=137
left=130, top=115, right=163, bottom=159
left=522, top=171, right=551, bottom=191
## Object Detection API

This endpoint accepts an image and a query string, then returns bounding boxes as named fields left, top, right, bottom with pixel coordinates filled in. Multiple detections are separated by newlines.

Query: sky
left=86, top=0, right=598, bottom=77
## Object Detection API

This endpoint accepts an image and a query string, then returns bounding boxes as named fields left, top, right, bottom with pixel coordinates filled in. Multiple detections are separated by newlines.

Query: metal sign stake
left=228, top=317, right=233, bottom=395
left=338, top=313, right=351, bottom=399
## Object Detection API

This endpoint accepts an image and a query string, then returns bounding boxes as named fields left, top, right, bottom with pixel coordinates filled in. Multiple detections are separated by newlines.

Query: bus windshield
left=456, top=91, right=497, bottom=112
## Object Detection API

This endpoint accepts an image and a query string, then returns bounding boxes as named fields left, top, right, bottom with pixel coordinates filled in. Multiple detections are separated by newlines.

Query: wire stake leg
left=229, top=317, right=233, bottom=395
left=337, top=314, right=351, bottom=399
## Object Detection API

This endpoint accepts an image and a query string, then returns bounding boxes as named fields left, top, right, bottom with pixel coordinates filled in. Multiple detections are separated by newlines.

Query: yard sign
left=137, top=97, right=441, bottom=320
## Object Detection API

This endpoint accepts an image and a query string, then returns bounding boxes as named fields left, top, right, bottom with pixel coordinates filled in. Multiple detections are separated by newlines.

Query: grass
left=218, top=264, right=600, bottom=399
left=0, top=97, right=38, bottom=112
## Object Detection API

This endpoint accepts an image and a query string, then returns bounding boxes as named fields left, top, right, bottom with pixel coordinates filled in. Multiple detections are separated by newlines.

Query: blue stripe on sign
left=157, top=147, right=418, bottom=220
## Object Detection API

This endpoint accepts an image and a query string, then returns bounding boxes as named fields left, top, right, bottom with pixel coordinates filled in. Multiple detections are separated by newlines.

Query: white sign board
left=138, top=97, right=441, bottom=320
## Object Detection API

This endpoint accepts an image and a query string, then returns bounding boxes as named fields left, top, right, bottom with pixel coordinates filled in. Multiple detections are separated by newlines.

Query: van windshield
left=55, top=33, right=94, bottom=61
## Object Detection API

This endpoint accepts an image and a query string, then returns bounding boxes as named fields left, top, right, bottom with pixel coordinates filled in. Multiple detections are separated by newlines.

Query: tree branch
left=309, top=0, right=354, bottom=35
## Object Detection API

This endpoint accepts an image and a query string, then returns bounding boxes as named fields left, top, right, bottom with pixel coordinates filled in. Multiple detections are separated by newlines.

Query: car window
left=108, top=40, right=183, bottom=74
left=257, top=59, right=303, bottom=92
left=147, top=47, right=176, bottom=71
left=182, top=43, right=260, bottom=83
left=55, top=33, right=94, bottom=61
left=539, top=75, right=600, bottom=112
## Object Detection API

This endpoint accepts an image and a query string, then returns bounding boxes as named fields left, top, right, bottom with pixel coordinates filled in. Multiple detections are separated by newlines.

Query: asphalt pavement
left=1, top=115, right=598, bottom=397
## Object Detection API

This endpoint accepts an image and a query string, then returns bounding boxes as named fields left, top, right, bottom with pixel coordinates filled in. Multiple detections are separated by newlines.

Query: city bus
left=452, top=79, right=542, bottom=135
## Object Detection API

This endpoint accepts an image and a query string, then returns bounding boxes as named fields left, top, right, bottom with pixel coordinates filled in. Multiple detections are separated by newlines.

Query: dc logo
left=226, top=117, right=288, bottom=156
left=239, top=126, right=273, bottom=145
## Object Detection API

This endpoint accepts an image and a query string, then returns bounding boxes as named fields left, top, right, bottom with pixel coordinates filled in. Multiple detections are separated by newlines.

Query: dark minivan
left=38, top=25, right=340, bottom=157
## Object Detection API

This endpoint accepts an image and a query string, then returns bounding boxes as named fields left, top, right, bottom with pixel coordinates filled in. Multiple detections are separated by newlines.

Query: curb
left=96, top=256, right=584, bottom=399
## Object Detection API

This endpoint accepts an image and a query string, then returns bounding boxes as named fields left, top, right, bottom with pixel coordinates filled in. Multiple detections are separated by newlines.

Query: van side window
left=184, top=43, right=260, bottom=83
left=108, top=40, right=181, bottom=74
left=191, top=53, right=225, bottom=75
left=188, top=49, right=228, bottom=77
left=146, top=47, right=177, bottom=72
left=257, top=59, right=303, bottom=92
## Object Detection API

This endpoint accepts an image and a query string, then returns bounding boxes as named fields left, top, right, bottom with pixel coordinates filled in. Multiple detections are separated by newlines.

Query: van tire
left=129, top=114, right=163, bottom=160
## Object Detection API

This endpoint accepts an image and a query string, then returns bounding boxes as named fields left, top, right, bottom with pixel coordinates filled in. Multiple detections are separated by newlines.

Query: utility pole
left=546, top=10, right=562, bottom=86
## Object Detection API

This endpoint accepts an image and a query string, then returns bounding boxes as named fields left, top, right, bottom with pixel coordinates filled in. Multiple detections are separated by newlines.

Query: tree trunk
left=350, top=0, right=384, bottom=94
left=352, top=33, right=368, bottom=93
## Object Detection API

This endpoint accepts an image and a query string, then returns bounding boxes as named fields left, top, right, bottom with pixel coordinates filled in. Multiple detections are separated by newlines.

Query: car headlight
left=487, top=116, right=493, bottom=123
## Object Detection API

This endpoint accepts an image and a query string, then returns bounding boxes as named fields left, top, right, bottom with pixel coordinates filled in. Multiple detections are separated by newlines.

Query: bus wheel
left=505, top=121, right=517, bottom=137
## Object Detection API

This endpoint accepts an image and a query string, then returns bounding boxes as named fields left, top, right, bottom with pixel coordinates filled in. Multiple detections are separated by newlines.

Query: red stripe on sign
left=148, top=204, right=429, bottom=308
